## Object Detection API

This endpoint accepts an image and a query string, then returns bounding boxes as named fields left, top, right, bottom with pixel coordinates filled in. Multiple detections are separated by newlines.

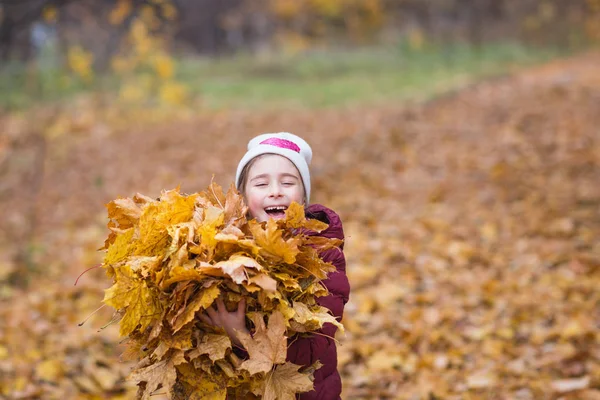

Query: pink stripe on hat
left=260, top=137, right=301, bottom=153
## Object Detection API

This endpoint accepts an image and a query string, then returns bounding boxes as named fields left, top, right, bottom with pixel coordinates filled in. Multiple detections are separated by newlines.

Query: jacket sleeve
left=286, top=245, right=350, bottom=367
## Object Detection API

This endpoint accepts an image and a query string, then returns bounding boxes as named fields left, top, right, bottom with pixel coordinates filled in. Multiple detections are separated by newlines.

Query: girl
left=201, top=132, right=350, bottom=400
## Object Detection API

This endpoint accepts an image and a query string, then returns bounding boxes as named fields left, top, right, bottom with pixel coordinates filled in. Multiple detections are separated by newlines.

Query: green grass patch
left=177, top=42, right=564, bottom=109
left=0, top=41, right=568, bottom=111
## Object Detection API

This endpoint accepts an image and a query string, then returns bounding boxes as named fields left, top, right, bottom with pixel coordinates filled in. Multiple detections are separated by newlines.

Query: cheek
left=244, top=190, right=263, bottom=212
left=290, top=187, right=304, bottom=203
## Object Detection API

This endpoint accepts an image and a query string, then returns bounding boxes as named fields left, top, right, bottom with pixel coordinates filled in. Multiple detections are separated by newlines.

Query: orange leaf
left=249, top=219, right=300, bottom=264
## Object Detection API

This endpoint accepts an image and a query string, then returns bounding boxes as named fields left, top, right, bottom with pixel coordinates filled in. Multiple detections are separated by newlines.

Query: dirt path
left=1, top=50, right=599, bottom=399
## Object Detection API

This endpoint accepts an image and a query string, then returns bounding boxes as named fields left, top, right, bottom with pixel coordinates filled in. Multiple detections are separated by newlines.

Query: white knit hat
left=236, top=132, right=312, bottom=203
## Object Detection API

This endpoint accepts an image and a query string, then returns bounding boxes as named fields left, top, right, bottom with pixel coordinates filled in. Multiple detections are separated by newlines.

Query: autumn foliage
left=100, top=183, right=343, bottom=399
left=1, top=52, right=600, bottom=399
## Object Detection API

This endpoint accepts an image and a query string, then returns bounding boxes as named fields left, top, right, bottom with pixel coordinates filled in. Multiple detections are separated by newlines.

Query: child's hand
left=200, top=297, right=249, bottom=347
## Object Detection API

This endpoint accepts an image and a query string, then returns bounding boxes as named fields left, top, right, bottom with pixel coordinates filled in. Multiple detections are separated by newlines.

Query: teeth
left=265, top=206, right=287, bottom=211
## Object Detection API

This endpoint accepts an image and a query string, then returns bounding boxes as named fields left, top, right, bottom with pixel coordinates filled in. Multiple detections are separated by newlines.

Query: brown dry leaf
left=188, top=334, right=231, bottom=362
left=162, top=323, right=194, bottom=351
left=262, top=362, right=315, bottom=400
left=223, top=182, right=248, bottom=227
left=238, top=311, right=287, bottom=374
left=130, top=350, right=186, bottom=400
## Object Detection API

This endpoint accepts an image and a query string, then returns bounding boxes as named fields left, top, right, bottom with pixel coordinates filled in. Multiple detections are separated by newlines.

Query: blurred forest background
left=1, top=0, right=600, bottom=399
left=1, top=0, right=598, bottom=108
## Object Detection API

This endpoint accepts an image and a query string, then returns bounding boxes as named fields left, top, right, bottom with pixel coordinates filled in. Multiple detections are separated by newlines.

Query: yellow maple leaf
left=272, top=272, right=302, bottom=291
left=130, top=350, right=185, bottom=400
left=248, top=273, right=277, bottom=292
left=167, top=222, right=195, bottom=256
left=262, top=362, right=315, bottom=400
left=225, top=238, right=263, bottom=259
left=172, top=284, right=220, bottom=332
left=153, top=322, right=194, bottom=360
left=162, top=323, right=194, bottom=350
left=249, top=219, right=300, bottom=264
left=188, top=334, right=232, bottom=362
left=174, top=363, right=227, bottom=400
left=292, top=302, right=344, bottom=333
left=214, top=225, right=245, bottom=242
left=282, top=202, right=328, bottom=232
left=295, top=246, right=336, bottom=279
left=104, top=197, right=143, bottom=248
left=127, top=255, right=161, bottom=278
left=198, top=206, right=225, bottom=258
left=303, top=235, right=343, bottom=252
left=302, top=281, right=329, bottom=298
left=104, top=266, right=162, bottom=337
left=196, top=263, right=227, bottom=278
left=162, top=266, right=206, bottom=288
left=237, top=311, right=287, bottom=375
left=282, top=201, right=307, bottom=228
left=214, top=254, right=264, bottom=284
left=104, top=228, right=135, bottom=266
left=277, top=300, right=296, bottom=322
left=135, top=189, right=197, bottom=257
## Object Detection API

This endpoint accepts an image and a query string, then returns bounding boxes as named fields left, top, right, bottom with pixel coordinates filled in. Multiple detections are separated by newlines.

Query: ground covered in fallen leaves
left=1, top=51, right=599, bottom=399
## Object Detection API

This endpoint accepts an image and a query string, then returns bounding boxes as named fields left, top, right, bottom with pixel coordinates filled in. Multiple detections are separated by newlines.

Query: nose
left=268, top=183, right=283, bottom=198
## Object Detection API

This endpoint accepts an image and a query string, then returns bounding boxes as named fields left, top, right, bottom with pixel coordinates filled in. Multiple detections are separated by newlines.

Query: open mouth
left=264, top=206, right=288, bottom=219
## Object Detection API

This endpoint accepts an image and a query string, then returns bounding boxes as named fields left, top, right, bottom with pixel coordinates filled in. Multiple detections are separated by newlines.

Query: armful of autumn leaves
left=99, top=182, right=344, bottom=400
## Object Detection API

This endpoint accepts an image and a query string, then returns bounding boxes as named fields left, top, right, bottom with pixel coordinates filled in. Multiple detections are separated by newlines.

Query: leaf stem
left=78, top=303, right=107, bottom=326
left=74, top=263, right=102, bottom=286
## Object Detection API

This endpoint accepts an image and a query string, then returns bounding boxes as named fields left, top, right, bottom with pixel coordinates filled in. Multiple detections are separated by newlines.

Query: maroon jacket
left=286, top=204, right=351, bottom=400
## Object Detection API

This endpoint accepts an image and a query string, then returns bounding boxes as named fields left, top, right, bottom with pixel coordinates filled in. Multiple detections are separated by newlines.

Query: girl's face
left=244, top=154, right=305, bottom=222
